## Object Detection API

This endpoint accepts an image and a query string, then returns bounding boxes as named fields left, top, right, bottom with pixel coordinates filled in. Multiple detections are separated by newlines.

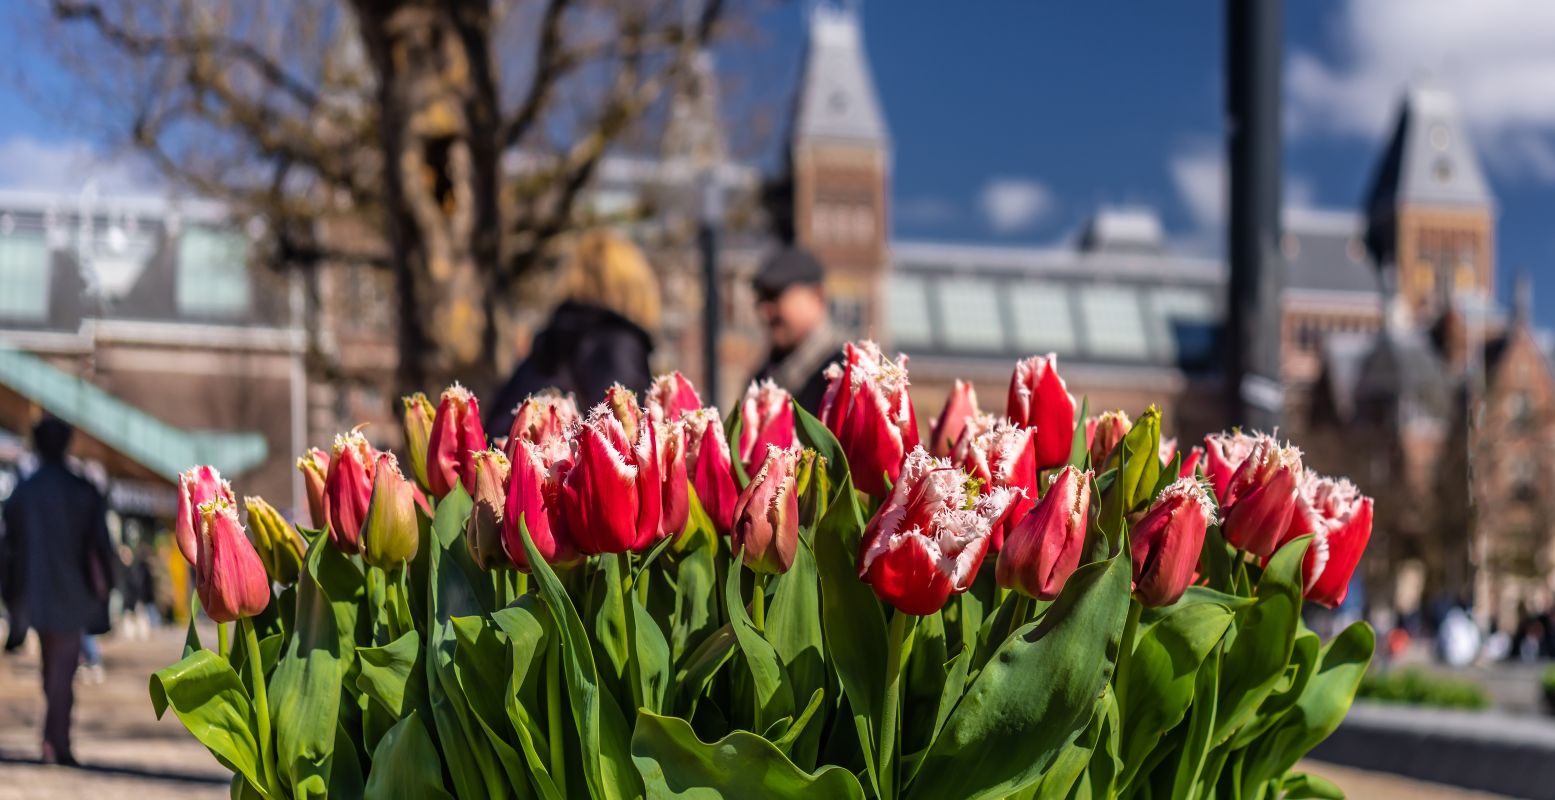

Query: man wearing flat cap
left=749, top=246, right=843, bottom=414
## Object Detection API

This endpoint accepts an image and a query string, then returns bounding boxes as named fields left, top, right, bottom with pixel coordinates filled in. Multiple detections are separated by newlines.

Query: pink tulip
left=427, top=382, right=488, bottom=499
left=176, top=465, right=233, bottom=566
left=325, top=429, right=377, bottom=554
left=1218, top=434, right=1303, bottom=558
left=684, top=408, right=738, bottom=535
left=295, top=449, right=329, bottom=531
left=928, top=380, right=980, bottom=459
left=1006, top=354, right=1077, bottom=470
left=997, top=466, right=1093, bottom=600
left=659, top=419, right=691, bottom=537
left=1179, top=446, right=1205, bottom=479
left=951, top=417, right=1038, bottom=550
left=560, top=399, right=662, bottom=554
left=504, top=391, right=579, bottom=463
left=502, top=434, right=580, bottom=570
left=1087, top=410, right=1132, bottom=467
left=737, top=379, right=798, bottom=475
left=820, top=340, right=920, bottom=497
left=1131, top=477, right=1216, bottom=607
left=646, top=372, right=703, bottom=425
left=1202, top=431, right=1259, bottom=504
left=732, top=445, right=802, bottom=574
left=195, top=496, right=271, bottom=623
left=1290, top=474, right=1374, bottom=608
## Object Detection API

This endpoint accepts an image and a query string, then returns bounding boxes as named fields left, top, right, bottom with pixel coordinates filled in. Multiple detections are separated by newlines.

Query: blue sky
left=4, top=1, right=1555, bottom=326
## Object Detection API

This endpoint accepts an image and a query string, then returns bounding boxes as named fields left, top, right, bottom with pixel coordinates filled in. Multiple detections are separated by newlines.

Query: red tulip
left=296, top=449, right=329, bottom=531
left=427, top=382, right=488, bottom=499
left=1292, top=474, right=1373, bottom=608
left=560, top=401, right=661, bottom=554
left=1179, top=446, right=1205, bottom=479
left=1087, top=410, right=1132, bottom=467
left=659, top=419, right=691, bottom=537
left=1006, top=354, right=1077, bottom=470
left=683, top=408, right=738, bottom=535
left=858, top=447, right=1016, bottom=616
left=928, top=380, right=980, bottom=458
left=951, top=417, right=1038, bottom=550
left=737, top=379, right=798, bottom=475
left=504, top=391, right=578, bottom=463
left=325, top=428, right=377, bottom=554
left=464, top=449, right=513, bottom=571
left=195, top=496, right=271, bottom=623
left=997, top=465, right=1093, bottom=600
left=646, top=371, right=703, bottom=425
left=1202, top=431, right=1259, bottom=504
left=1219, top=434, right=1303, bottom=558
left=176, top=465, right=233, bottom=566
left=732, top=445, right=802, bottom=574
left=502, top=434, right=580, bottom=571
left=1131, top=477, right=1216, bottom=607
left=820, top=340, right=920, bottom=497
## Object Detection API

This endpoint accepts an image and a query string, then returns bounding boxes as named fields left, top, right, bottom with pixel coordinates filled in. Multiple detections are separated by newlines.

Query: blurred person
left=749, top=246, right=842, bottom=414
left=489, top=229, right=660, bottom=434
left=1, top=417, right=113, bottom=766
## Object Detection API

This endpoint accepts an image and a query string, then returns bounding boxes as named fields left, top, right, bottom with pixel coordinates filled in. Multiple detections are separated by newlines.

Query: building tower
left=792, top=2, right=891, bottom=338
left=1364, top=84, right=1496, bottom=324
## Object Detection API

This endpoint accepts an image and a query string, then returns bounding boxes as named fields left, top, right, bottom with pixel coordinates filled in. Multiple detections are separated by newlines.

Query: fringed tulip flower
left=928, top=380, right=980, bottom=458
left=362, top=452, right=420, bottom=569
left=738, top=379, right=797, bottom=475
left=858, top=447, right=1016, bottom=616
left=605, top=385, right=663, bottom=548
left=1087, top=410, right=1132, bottom=467
left=1131, top=477, right=1216, bottom=607
left=427, top=383, right=487, bottom=499
left=997, top=466, right=1092, bottom=600
left=243, top=496, right=307, bottom=586
left=1180, top=446, right=1205, bottom=479
left=465, top=449, right=514, bottom=571
left=325, top=429, right=377, bottom=554
left=560, top=401, right=662, bottom=554
left=646, top=371, right=703, bottom=424
left=296, top=449, right=329, bottom=530
left=820, top=340, right=920, bottom=497
left=1292, top=474, right=1373, bottom=608
left=951, top=417, right=1038, bottom=550
left=196, top=497, right=271, bottom=623
left=402, top=392, right=436, bottom=491
left=1006, top=354, right=1077, bottom=469
left=684, top=408, right=738, bottom=535
left=176, top=465, right=234, bottom=566
left=502, top=434, right=579, bottom=570
left=1219, top=434, right=1303, bottom=558
left=659, top=419, right=690, bottom=537
left=732, top=445, right=802, bottom=574
left=504, top=391, right=579, bottom=462
left=1202, top=431, right=1259, bottom=504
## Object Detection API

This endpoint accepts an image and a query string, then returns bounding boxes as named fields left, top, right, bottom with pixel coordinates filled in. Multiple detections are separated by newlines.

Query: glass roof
left=0, top=234, right=49, bottom=321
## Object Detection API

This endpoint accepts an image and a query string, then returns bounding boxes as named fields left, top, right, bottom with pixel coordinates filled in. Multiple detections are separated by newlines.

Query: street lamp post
left=700, top=168, right=724, bottom=410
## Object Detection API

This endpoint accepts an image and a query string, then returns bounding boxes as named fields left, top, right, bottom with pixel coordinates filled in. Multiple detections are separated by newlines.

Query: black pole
left=1225, top=0, right=1284, bottom=431
left=700, top=175, right=722, bottom=410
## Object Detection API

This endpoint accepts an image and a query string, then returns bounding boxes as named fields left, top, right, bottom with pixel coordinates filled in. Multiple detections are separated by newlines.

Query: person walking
left=748, top=246, right=842, bottom=415
left=1, top=417, right=113, bottom=766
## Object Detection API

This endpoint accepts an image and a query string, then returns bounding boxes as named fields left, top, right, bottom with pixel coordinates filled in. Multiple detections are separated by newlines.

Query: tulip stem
left=545, top=634, right=566, bottom=797
left=1114, top=599, right=1143, bottom=704
left=880, top=610, right=916, bottom=800
left=618, top=554, right=643, bottom=713
left=751, top=572, right=766, bottom=633
left=216, top=621, right=229, bottom=660
left=241, top=617, right=278, bottom=796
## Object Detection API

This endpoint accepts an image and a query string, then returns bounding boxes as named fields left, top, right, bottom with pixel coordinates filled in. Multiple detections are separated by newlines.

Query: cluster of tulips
left=156, top=340, right=1376, bottom=800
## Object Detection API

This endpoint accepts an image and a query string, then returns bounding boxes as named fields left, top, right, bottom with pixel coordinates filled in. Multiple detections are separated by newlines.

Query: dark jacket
left=752, top=321, right=843, bottom=417
left=488, top=301, right=654, bottom=435
left=2, top=462, right=113, bottom=635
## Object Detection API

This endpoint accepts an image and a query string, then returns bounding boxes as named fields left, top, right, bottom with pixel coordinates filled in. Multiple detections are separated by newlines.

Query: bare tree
left=39, top=0, right=728, bottom=393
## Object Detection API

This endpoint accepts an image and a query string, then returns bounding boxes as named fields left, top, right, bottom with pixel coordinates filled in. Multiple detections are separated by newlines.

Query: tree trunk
left=353, top=0, right=502, bottom=397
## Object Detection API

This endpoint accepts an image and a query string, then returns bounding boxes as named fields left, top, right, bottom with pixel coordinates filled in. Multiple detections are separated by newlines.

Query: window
left=1079, top=286, right=1149, bottom=361
left=1506, top=392, right=1534, bottom=432
left=1007, top=281, right=1075, bottom=354
left=1149, top=288, right=1217, bottom=363
left=1509, top=456, right=1538, bottom=504
left=0, top=233, right=49, bottom=320
left=936, top=280, right=1005, bottom=352
left=829, top=295, right=864, bottom=338
left=177, top=226, right=251, bottom=316
left=886, top=275, right=933, bottom=349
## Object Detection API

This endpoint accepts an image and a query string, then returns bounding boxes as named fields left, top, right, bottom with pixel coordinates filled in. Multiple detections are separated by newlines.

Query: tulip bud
left=462, top=449, right=514, bottom=571
left=605, top=383, right=644, bottom=445
left=732, top=445, right=802, bottom=574
left=401, top=392, right=437, bottom=491
left=560, top=402, right=662, bottom=554
left=951, top=417, right=1038, bottom=550
left=1130, top=477, right=1216, bottom=607
left=737, top=379, right=798, bottom=475
left=928, top=380, right=980, bottom=458
left=646, top=371, right=703, bottom=425
left=1291, top=474, right=1373, bottom=608
left=684, top=408, right=738, bottom=535
left=176, top=465, right=234, bottom=566
left=858, top=447, right=1015, bottom=615
left=503, top=433, right=580, bottom=571
left=997, top=466, right=1092, bottom=600
left=296, top=448, right=330, bottom=531
left=794, top=448, right=828, bottom=526
left=196, top=496, right=271, bottom=623
left=1219, top=434, right=1303, bottom=558
left=361, top=452, right=420, bottom=570
left=1006, top=354, right=1077, bottom=470
left=1202, top=431, right=1258, bottom=504
left=820, top=340, right=920, bottom=497
left=1180, top=446, right=1205, bottom=479
left=1087, top=410, right=1132, bottom=467
left=659, top=420, right=691, bottom=537
left=427, top=382, right=488, bottom=499
left=325, top=428, right=377, bottom=554
left=243, top=496, right=307, bottom=586
left=504, top=391, right=579, bottom=462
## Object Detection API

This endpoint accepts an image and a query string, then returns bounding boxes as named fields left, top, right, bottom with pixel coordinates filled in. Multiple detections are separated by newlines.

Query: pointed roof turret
left=795, top=3, right=889, bottom=147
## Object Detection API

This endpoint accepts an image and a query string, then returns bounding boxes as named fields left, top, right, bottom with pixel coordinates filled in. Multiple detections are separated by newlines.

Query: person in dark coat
left=488, top=230, right=659, bottom=436
left=2, top=417, right=113, bottom=766
left=750, top=247, right=843, bottom=415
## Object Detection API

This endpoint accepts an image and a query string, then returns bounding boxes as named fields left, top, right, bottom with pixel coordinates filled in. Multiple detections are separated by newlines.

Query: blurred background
left=0, top=0, right=1553, bottom=797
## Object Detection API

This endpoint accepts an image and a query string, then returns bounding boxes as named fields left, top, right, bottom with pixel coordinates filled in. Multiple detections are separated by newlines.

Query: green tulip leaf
left=793, top=401, right=852, bottom=497
left=356, top=630, right=424, bottom=719
left=267, top=530, right=349, bottom=799
left=631, top=710, right=868, bottom=799
left=363, top=710, right=455, bottom=800
left=1281, top=772, right=1346, bottom=799
left=671, top=487, right=721, bottom=662
left=149, top=649, right=264, bottom=793
left=724, top=549, right=795, bottom=730
left=1214, top=535, right=1310, bottom=745
left=765, top=540, right=825, bottom=764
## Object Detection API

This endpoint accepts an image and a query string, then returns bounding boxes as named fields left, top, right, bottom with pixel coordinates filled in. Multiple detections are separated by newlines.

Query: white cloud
left=1287, top=0, right=1555, bottom=181
left=896, top=195, right=957, bottom=227
left=1169, top=141, right=1224, bottom=229
left=978, top=177, right=1053, bottom=234
left=0, top=135, right=153, bottom=194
